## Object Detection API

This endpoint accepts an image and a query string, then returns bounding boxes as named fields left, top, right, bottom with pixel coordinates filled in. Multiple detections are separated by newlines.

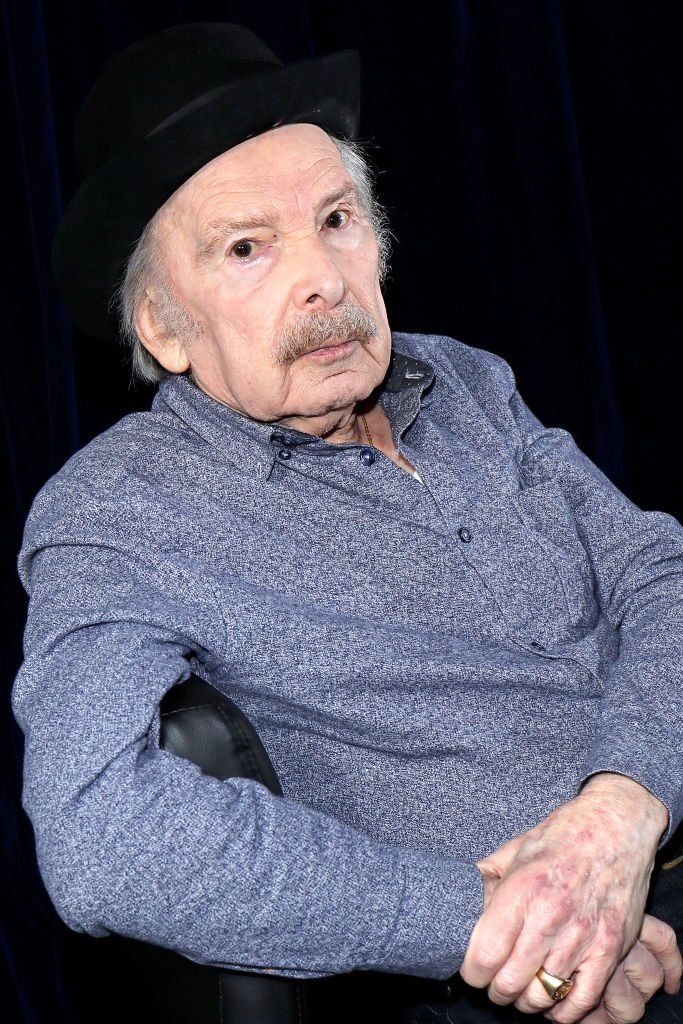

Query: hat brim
left=52, top=49, right=360, bottom=340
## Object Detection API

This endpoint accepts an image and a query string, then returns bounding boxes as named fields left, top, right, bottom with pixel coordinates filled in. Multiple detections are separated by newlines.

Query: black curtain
left=2, top=1, right=680, bottom=1019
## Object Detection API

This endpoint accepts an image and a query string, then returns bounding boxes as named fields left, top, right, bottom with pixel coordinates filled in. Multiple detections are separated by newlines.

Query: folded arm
left=13, top=521, right=483, bottom=979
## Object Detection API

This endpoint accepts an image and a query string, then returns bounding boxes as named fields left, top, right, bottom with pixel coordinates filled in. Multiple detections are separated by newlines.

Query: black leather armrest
left=159, top=675, right=282, bottom=793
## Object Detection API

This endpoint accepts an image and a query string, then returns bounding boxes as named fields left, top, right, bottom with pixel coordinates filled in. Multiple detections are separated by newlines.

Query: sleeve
left=12, top=485, right=484, bottom=980
left=491, top=352, right=683, bottom=840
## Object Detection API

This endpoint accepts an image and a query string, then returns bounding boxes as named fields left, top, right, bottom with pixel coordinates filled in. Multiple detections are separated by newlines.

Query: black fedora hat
left=52, top=23, right=360, bottom=340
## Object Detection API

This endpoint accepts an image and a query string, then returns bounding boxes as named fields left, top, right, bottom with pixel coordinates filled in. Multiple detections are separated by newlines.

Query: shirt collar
left=152, top=342, right=435, bottom=479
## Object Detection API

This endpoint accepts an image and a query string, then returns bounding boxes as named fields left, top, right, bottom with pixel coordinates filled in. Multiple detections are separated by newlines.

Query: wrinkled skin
left=461, top=774, right=678, bottom=1022
left=135, top=123, right=393, bottom=445
left=583, top=917, right=681, bottom=1024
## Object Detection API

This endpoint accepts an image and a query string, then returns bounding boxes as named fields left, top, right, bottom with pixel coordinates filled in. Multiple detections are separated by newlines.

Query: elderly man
left=13, top=22, right=683, bottom=1024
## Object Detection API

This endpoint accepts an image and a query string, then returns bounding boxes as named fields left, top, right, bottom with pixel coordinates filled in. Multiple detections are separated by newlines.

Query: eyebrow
left=195, top=211, right=278, bottom=266
left=319, top=184, right=361, bottom=211
left=194, top=184, right=362, bottom=267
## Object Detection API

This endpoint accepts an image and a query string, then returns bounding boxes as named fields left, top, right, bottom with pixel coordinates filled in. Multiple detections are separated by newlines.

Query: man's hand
left=572, top=915, right=681, bottom=1024
left=460, top=774, right=668, bottom=1022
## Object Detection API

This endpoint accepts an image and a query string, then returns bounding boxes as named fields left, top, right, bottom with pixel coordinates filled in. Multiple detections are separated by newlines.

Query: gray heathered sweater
left=13, top=333, right=683, bottom=979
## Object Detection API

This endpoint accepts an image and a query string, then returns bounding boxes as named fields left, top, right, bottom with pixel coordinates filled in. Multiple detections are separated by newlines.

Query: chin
left=313, top=377, right=379, bottom=415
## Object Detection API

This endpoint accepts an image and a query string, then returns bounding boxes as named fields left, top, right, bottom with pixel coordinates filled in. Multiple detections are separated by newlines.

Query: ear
left=134, top=290, right=192, bottom=374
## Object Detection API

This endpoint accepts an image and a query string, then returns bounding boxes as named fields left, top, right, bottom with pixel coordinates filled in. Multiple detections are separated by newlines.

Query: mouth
left=301, top=338, right=358, bottom=362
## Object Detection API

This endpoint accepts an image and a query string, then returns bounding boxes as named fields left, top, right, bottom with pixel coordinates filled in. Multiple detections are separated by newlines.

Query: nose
left=288, top=232, right=346, bottom=311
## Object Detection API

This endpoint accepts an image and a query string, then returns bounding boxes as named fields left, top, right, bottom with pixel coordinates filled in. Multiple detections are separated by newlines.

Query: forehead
left=158, top=124, right=352, bottom=240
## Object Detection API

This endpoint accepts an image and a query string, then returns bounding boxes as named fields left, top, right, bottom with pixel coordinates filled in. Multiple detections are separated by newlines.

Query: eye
left=230, top=239, right=257, bottom=259
left=324, top=209, right=351, bottom=230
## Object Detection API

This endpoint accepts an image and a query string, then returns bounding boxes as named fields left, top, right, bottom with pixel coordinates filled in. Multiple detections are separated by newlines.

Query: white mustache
left=276, top=302, right=378, bottom=365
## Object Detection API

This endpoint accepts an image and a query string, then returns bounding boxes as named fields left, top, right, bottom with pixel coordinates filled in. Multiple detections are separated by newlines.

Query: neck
left=321, top=400, right=393, bottom=456
left=279, top=400, right=419, bottom=478
left=276, top=404, right=368, bottom=445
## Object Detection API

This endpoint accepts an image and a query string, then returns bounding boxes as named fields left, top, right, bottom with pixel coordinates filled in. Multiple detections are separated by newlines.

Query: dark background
left=2, top=1, right=681, bottom=1019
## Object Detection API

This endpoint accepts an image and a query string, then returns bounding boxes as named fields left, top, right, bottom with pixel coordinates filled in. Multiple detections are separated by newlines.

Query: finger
left=489, top=909, right=594, bottom=1010
left=621, top=940, right=665, bottom=1000
left=544, top=970, right=645, bottom=1024
left=512, top=969, right=570, bottom=1016
left=597, top=968, right=646, bottom=1024
left=551, top=975, right=622, bottom=1024
left=496, top=950, right=573, bottom=1011
left=460, top=890, right=528, bottom=989
left=635, top=915, right=682, bottom=995
left=531, top=948, right=623, bottom=1024
left=545, top=928, right=678, bottom=1024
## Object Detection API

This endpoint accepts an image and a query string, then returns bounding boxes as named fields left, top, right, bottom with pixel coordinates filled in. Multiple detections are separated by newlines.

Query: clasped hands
left=460, top=775, right=682, bottom=1023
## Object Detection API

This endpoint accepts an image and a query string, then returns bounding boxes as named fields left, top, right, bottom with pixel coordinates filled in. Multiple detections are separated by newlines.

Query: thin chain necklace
left=360, top=412, right=374, bottom=447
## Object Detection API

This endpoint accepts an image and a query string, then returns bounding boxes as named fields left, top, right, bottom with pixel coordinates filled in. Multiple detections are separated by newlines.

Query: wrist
left=580, top=773, right=669, bottom=841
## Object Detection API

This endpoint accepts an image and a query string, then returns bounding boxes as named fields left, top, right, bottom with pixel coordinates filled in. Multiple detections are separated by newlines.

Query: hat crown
left=75, top=23, right=281, bottom=178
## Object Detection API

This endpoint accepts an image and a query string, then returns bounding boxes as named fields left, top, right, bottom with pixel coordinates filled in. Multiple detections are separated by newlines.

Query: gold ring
left=536, top=966, right=574, bottom=1002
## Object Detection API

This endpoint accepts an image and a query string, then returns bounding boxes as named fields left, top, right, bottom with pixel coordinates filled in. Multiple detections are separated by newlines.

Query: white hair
left=115, top=134, right=392, bottom=385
